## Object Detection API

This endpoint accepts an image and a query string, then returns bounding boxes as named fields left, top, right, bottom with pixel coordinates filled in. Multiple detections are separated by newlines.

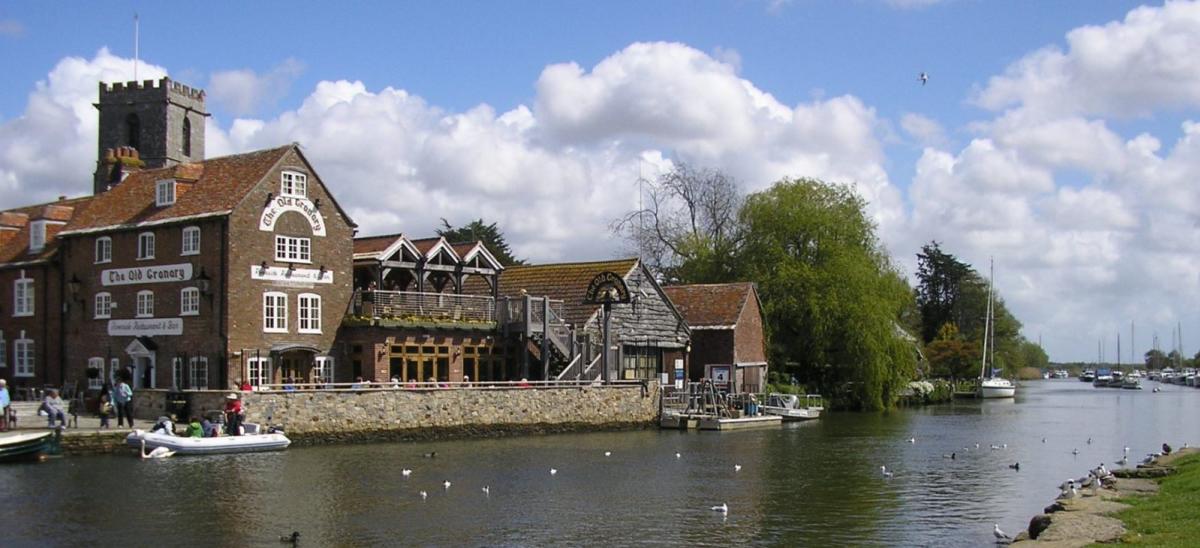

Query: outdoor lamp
left=196, top=268, right=212, bottom=298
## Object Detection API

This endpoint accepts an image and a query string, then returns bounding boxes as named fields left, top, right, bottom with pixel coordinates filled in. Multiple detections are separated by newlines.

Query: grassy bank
left=1112, top=452, right=1200, bottom=546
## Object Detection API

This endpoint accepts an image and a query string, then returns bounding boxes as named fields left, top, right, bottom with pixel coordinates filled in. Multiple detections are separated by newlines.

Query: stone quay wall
left=132, top=383, right=660, bottom=443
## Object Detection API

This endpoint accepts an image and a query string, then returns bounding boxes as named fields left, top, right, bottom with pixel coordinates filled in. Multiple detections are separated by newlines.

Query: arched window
left=125, top=113, right=141, bottom=150
left=182, top=117, right=192, bottom=156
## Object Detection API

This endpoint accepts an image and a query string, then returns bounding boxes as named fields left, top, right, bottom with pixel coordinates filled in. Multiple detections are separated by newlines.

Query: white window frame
left=181, top=226, right=200, bottom=256
left=95, top=236, right=112, bottom=264
left=14, top=335, right=33, bottom=377
left=29, top=220, right=46, bottom=252
left=274, top=235, right=311, bottom=263
left=263, top=292, right=288, bottom=333
left=172, top=357, right=185, bottom=390
left=88, top=357, right=105, bottom=390
left=247, top=356, right=272, bottom=389
left=137, top=232, right=155, bottom=260
left=298, top=293, right=322, bottom=334
left=313, top=356, right=334, bottom=384
left=156, top=179, right=176, bottom=206
left=189, top=356, right=209, bottom=390
left=281, top=171, right=307, bottom=198
left=94, top=292, right=113, bottom=319
left=180, top=287, right=200, bottom=316
left=136, top=290, right=154, bottom=318
left=14, top=276, right=34, bottom=317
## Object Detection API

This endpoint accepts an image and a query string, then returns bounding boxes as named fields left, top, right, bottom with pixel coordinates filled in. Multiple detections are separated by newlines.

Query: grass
left=1109, top=452, right=1200, bottom=546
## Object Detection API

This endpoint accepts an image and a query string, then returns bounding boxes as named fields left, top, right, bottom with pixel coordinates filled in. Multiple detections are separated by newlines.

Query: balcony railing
left=352, top=290, right=495, bottom=323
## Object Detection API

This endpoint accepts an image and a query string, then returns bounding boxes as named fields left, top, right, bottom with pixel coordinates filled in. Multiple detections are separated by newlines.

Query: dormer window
left=281, top=171, right=307, bottom=198
left=156, top=179, right=176, bottom=206
left=29, top=220, right=46, bottom=252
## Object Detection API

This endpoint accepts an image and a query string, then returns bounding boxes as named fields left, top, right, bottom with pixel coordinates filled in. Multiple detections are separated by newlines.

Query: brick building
left=662, top=282, right=768, bottom=393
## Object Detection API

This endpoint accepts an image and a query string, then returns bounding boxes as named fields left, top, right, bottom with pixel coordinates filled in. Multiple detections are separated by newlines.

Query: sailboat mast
left=979, top=260, right=994, bottom=379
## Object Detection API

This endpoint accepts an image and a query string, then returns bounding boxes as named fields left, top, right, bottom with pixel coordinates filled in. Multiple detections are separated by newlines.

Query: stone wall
left=132, top=383, right=660, bottom=443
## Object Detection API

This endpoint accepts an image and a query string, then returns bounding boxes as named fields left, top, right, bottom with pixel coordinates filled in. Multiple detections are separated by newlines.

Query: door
left=134, top=356, right=156, bottom=389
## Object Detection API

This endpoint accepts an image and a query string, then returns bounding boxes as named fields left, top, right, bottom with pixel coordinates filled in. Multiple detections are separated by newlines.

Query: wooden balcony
left=346, top=290, right=496, bottom=329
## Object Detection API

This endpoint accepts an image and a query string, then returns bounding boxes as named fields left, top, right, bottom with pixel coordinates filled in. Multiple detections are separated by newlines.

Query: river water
left=3, top=380, right=1198, bottom=547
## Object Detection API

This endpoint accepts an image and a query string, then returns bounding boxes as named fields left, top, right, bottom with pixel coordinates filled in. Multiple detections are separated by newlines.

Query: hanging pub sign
left=583, top=271, right=632, bottom=305
left=259, top=195, right=326, bottom=236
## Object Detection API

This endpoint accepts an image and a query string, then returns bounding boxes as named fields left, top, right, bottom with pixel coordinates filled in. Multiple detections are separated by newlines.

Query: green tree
left=915, top=242, right=972, bottom=344
left=1144, top=348, right=1167, bottom=369
left=737, top=178, right=916, bottom=411
left=924, top=323, right=979, bottom=379
left=437, top=218, right=525, bottom=266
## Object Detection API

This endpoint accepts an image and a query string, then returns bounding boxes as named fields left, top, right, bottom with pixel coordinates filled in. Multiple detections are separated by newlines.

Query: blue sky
left=2, top=1, right=1200, bottom=362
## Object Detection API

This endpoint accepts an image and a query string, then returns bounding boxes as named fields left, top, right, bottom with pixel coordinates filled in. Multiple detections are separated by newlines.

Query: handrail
left=354, top=290, right=495, bottom=322
left=255, top=379, right=647, bottom=392
left=555, top=354, right=584, bottom=381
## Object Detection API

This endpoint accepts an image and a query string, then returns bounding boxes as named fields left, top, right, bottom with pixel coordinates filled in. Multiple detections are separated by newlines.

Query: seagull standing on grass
left=993, top=523, right=1011, bottom=541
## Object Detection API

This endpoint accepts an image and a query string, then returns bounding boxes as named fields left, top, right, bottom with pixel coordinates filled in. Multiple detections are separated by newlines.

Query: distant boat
left=1081, top=370, right=1096, bottom=382
left=977, top=260, right=1016, bottom=399
left=759, top=394, right=823, bottom=421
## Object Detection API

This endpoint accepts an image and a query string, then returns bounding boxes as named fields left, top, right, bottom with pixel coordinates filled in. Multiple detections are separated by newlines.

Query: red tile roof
left=0, top=196, right=93, bottom=264
left=662, top=282, right=755, bottom=328
left=353, top=234, right=402, bottom=256
left=492, top=258, right=640, bottom=326
left=61, top=145, right=293, bottom=234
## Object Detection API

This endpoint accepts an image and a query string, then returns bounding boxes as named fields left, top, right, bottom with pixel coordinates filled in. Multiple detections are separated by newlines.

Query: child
left=98, top=393, right=113, bottom=429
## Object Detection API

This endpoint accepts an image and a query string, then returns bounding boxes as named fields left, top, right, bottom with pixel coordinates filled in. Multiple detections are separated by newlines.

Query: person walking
left=114, top=376, right=134, bottom=428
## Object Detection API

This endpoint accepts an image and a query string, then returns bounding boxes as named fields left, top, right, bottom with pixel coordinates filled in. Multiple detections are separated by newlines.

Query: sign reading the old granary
left=108, top=318, right=184, bottom=336
left=584, top=271, right=632, bottom=304
left=102, top=263, right=193, bottom=286
left=259, top=195, right=326, bottom=236
left=250, top=265, right=333, bottom=284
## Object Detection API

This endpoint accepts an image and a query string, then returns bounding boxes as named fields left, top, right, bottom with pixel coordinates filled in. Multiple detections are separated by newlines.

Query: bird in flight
left=919, top=72, right=929, bottom=86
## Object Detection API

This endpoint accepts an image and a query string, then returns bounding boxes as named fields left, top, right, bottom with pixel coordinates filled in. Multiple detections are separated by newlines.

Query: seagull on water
left=419, top=490, right=428, bottom=500
left=919, top=72, right=929, bottom=86
left=550, top=468, right=558, bottom=476
left=1087, top=437, right=1093, bottom=445
left=1042, top=437, right=1047, bottom=443
left=942, top=452, right=956, bottom=460
left=909, top=437, right=916, bottom=444
left=402, top=468, right=412, bottom=477
left=482, top=486, right=490, bottom=496
left=675, top=452, right=682, bottom=459
left=990, top=444, right=1001, bottom=451
left=880, top=466, right=894, bottom=479
left=443, top=480, right=452, bottom=490
left=993, top=523, right=1011, bottom=541
left=711, top=503, right=728, bottom=514
left=604, top=451, right=612, bottom=457
left=1072, top=448, right=1079, bottom=456
left=734, top=464, right=742, bottom=472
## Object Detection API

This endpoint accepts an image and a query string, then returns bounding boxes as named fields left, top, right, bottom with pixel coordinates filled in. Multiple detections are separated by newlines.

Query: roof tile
left=662, top=282, right=754, bottom=328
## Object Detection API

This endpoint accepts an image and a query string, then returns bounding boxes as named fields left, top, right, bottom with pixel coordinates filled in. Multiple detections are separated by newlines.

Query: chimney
left=95, top=146, right=145, bottom=192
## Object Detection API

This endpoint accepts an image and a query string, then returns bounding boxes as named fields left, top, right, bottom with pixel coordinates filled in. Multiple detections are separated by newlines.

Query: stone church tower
left=92, top=77, right=208, bottom=194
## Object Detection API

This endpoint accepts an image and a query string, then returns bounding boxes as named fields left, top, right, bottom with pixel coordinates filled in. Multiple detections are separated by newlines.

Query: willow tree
left=738, top=178, right=916, bottom=410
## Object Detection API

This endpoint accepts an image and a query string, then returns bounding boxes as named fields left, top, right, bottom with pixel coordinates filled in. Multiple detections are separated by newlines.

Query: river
left=2, top=380, right=1198, bottom=547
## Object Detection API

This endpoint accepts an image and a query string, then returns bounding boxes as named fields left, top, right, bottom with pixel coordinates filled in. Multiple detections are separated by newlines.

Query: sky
left=2, top=0, right=1199, bottom=363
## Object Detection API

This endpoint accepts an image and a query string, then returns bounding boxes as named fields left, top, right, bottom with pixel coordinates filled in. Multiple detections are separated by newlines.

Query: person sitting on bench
left=42, top=389, right=68, bottom=428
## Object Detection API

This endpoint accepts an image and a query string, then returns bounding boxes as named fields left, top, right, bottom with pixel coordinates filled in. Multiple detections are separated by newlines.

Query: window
left=181, top=226, right=201, bottom=255
left=189, top=356, right=208, bottom=390
left=95, top=236, right=112, bottom=263
left=180, top=287, right=200, bottom=316
left=136, top=290, right=154, bottom=318
left=0, top=330, right=5, bottom=368
left=313, top=356, right=334, bottom=384
left=621, top=345, right=662, bottom=381
left=263, top=292, right=288, bottom=333
left=182, top=117, right=192, bottom=157
left=298, top=293, right=321, bottom=333
left=94, top=292, right=113, bottom=319
left=14, top=336, right=33, bottom=377
left=156, top=179, right=176, bottom=206
left=29, top=220, right=47, bottom=252
left=88, top=357, right=105, bottom=390
left=172, top=357, right=185, bottom=390
left=137, top=232, right=155, bottom=260
left=125, top=113, right=140, bottom=150
left=14, top=276, right=33, bottom=317
left=247, top=356, right=272, bottom=389
left=281, top=171, right=307, bottom=198
left=274, top=235, right=311, bottom=263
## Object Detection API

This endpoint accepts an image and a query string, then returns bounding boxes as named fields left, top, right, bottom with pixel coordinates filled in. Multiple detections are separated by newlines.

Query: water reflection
left=2, top=381, right=1198, bottom=546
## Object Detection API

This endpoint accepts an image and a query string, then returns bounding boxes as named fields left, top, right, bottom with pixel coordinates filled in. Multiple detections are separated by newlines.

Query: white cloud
left=883, top=0, right=951, bottom=10
left=900, top=113, right=947, bottom=147
left=207, top=58, right=304, bottom=116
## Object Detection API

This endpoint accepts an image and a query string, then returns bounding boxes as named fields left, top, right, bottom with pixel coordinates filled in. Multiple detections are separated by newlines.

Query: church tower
left=92, top=77, right=208, bottom=194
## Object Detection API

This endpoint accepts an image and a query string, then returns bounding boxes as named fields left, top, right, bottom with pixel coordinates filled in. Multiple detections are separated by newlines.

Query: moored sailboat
left=977, top=260, right=1016, bottom=399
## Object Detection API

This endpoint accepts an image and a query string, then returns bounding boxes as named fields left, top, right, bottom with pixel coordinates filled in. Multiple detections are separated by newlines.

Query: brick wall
left=0, top=264, right=64, bottom=390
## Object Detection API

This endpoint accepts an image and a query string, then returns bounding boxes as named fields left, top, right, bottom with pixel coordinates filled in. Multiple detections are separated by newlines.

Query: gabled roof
left=0, top=196, right=94, bottom=265
left=454, top=241, right=504, bottom=270
left=662, top=282, right=757, bottom=329
left=493, top=258, right=640, bottom=326
left=60, top=145, right=294, bottom=235
left=353, top=233, right=407, bottom=260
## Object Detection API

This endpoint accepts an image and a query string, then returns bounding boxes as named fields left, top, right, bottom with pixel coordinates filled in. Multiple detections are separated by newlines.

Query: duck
left=1008, top=462, right=1020, bottom=471
left=423, top=451, right=437, bottom=459
left=279, top=531, right=300, bottom=544
left=139, top=439, right=176, bottom=459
